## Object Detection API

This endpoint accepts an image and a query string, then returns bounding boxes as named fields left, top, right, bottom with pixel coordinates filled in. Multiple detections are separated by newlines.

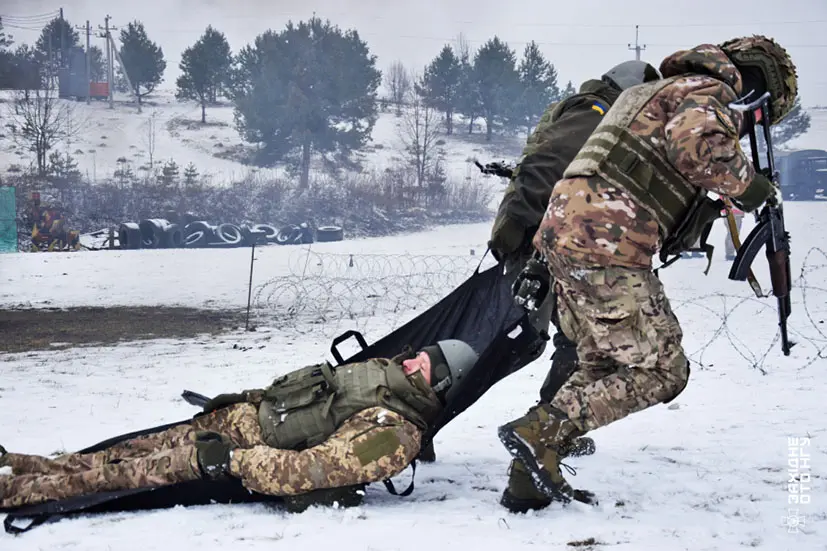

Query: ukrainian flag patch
left=592, top=101, right=607, bottom=115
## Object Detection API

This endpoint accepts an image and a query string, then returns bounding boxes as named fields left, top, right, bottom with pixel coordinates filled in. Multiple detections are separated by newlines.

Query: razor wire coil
left=253, top=247, right=827, bottom=372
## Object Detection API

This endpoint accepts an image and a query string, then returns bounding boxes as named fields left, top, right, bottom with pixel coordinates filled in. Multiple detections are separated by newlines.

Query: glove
left=194, top=431, right=234, bottom=479
left=732, top=170, right=775, bottom=212
left=489, top=217, right=526, bottom=264
left=512, top=253, right=551, bottom=312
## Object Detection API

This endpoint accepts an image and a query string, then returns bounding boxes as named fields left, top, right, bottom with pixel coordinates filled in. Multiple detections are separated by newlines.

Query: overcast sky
left=2, top=0, right=826, bottom=106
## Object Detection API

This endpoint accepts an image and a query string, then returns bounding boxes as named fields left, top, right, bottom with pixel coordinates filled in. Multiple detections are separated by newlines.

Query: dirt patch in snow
left=0, top=307, right=244, bottom=353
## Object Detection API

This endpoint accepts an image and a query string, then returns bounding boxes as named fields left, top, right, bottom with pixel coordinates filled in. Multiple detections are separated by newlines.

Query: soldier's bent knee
left=662, top=358, right=690, bottom=404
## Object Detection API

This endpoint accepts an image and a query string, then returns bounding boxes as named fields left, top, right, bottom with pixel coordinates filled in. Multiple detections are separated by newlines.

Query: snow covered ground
left=1, top=201, right=826, bottom=550
left=0, top=89, right=522, bottom=185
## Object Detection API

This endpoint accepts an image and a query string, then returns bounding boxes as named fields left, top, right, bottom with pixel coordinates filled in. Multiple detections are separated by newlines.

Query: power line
left=0, top=11, right=60, bottom=22
left=131, top=24, right=827, bottom=50
left=212, top=12, right=827, bottom=29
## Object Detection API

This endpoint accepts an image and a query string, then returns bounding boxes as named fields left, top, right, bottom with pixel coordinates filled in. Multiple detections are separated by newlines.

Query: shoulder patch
left=591, top=101, right=607, bottom=115
left=353, top=429, right=402, bottom=466
left=713, top=107, right=737, bottom=137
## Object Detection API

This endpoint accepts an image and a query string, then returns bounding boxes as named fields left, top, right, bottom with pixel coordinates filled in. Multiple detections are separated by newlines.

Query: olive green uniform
left=489, top=79, right=622, bottom=402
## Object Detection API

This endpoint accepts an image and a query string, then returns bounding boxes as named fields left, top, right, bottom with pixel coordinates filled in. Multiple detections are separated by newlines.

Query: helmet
left=601, top=60, right=661, bottom=91
left=421, top=340, right=479, bottom=405
left=719, top=35, right=798, bottom=125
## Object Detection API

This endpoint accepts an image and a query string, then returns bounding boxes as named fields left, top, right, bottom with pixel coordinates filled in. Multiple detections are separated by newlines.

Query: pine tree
left=5, top=44, right=41, bottom=89
left=420, top=45, right=461, bottom=134
left=46, top=151, right=81, bottom=200
left=34, top=17, right=80, bottom=76
left=176, top=26, right=232, bottom=123
left=118, top=21, right=166, bottom=105
left=0, top=18, right=12, bottom=50
left=114, top=157, right=136, bottom=187
left=183, top=162, right=200, bottom=188
left=560, top=80, right=577, bottom=99
left=160, top=159, right=180, bottom=187
left=0, top=18, right=13, bottom=87
left=453, top=34, right=481, bottom=134
left=516, top=41, right=560, bottom=136
left=771, top=97, right=811, bottom=148
left=472, top=36, right=519, bottom=141
left=233, top=17, right=381, bottom=188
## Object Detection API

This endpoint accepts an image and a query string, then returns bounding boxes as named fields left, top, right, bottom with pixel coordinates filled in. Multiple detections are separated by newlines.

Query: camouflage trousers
left=546, top=254, right=690, bottom=432
left=0, top=403, right=263, bottom=509
left=1, top=404, right=421, bottom=508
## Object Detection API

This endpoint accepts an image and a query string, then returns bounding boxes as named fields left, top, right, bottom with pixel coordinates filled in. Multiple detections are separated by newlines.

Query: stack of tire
left=183, top=222, right=280, bottom=248
left=118, top=219, right=344, bottom=250
left=118, top=219, right=184, bottom=250
left=272, top=223, right=344, bottom=245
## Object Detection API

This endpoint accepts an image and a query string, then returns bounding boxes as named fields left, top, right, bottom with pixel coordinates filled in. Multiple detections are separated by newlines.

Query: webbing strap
left=382, top=460, right=417, bottom=497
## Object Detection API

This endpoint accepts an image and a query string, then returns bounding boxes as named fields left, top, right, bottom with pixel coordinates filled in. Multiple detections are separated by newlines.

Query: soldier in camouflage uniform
left=488, top=61, right=661, bottom=513
left=0, top=340, right=478, bottom=511
left=497, top=36, right=799, bottom=506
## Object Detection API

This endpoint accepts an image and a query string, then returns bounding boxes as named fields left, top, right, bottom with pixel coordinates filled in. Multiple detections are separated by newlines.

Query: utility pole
left=628, top=25, right=646, bottom=61
left=59, top=8, right=65, bottom=69
left=85, top=20, right=91, bottom=104
left=76, top=20, right=92, bottom=104
left=47, top=32, right=53, bottom=86
left=106, top=25, right=140, bottom=113
left=98, top=15, right=115, bottom=108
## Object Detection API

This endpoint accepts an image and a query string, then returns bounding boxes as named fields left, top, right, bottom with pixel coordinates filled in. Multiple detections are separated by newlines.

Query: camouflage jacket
left=534, top=44, right=770, bottom=269
left=489, top=79, right=620, bottom=268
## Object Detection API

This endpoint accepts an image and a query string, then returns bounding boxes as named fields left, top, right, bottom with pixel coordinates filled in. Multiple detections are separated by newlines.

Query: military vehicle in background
left=776, top=149, right=827, bottom=200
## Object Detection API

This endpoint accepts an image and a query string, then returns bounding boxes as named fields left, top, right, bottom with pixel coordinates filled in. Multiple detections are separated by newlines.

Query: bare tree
left=5, top=87, right=78, bottom=175
left=454, top=32, right=471, bottom=62
left=397, top=81, right=445, bottom=189
left=385, top=60, right=411, bottom=115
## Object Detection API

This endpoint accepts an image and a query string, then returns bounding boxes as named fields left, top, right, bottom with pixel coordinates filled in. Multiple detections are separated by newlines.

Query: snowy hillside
left=2, top=91, right=825, bottom=195
left=1, top=201, right=826, bottom=550
left=0, top=89, right=523, bottom=185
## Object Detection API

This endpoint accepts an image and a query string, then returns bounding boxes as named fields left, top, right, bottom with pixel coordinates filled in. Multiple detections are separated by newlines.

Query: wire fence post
left=245, top=241, right=257, bottom=331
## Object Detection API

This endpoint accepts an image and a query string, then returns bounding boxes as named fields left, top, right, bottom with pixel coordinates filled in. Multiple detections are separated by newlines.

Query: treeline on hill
left=0, top=14, right=813, bottom=244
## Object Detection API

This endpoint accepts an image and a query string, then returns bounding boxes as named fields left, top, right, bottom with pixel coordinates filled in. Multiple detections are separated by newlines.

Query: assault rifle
left=727, top=91, right=795, bottom=356
left=474, top=159, right=514, bottom=179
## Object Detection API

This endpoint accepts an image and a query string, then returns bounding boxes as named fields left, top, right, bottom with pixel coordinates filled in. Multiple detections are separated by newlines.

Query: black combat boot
left=500, top=459, right=552, bottom=513
left=499, top=435, right=596, bottom=513
left=498, top=403, right=597, bottom=505
left=283, top=484, right=366, bottom=513
left=418, top=440, right=437, bottom=463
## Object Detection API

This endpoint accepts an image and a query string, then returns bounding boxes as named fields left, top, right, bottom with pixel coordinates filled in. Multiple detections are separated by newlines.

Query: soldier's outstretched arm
left=663, top=80, right=773, bottom=211
left=227, top=407, right=422, bottom=497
